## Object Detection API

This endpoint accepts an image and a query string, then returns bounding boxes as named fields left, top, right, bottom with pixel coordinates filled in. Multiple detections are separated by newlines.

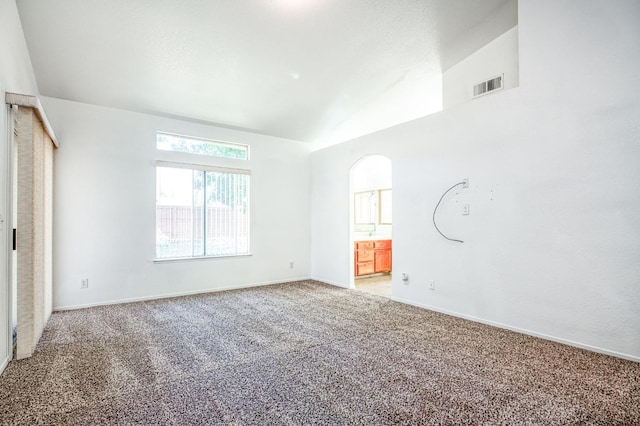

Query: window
left=379, top=189, right=392, bottom=224
left=157, top=132, right=248, bottom=160
left=155, top=132, right=250, bottom=260
left=354, top=189, right=392, bottom=225
left=156, top=165, right=250, bottom=259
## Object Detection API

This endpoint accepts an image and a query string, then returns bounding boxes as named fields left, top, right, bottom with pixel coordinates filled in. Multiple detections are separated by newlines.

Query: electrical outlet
left=289, top=262, right=294, bottom=269
left=462, top=178, right=469, bottom=188
left=402, top=273, right=409, bottom=284
left=429, top=280, right=435, bottom=290
left=463, top=204, right=470, bottom=215
left=80, top=278, right=89, bottom=289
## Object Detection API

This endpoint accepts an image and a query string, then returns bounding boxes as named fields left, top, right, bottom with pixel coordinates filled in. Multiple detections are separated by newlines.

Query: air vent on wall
left=473, top=75, right=503, bottom=98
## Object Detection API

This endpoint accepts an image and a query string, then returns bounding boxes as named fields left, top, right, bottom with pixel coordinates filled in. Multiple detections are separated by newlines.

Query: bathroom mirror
left=354, top=191, right=377, bottom=224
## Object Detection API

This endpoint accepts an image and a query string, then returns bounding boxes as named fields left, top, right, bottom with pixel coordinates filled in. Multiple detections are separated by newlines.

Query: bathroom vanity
left=354, top=239, right=392, bottom=276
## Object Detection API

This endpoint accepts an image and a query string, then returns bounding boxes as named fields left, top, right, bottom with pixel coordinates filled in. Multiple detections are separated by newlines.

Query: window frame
left=353, top=189, right=392, bottom=225
left=156, top=131, right=249, bottom=160
left=154, top=131, right=252, bottom=262
left=378, top=188, right=392, bottom=225
left=155, top=162, right=251, bottom=261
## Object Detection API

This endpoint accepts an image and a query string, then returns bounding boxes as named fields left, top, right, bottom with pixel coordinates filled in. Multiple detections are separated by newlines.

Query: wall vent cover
left=473, top=75, right=503, bottom=98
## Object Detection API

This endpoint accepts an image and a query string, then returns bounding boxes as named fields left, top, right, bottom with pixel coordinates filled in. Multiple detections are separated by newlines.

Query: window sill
left=153, top=254, right=252, bottom=263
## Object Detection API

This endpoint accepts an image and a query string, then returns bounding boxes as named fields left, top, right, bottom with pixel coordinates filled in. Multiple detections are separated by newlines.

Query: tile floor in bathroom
left=354, top=274, right=392, bottom=298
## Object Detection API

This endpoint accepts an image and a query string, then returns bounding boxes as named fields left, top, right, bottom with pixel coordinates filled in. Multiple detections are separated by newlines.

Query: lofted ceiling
left=16, top=0, right=514, bottom=145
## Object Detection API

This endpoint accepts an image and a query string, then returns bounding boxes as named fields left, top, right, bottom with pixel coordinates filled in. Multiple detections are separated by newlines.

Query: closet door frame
left=0, top=104, right=16, bottom=373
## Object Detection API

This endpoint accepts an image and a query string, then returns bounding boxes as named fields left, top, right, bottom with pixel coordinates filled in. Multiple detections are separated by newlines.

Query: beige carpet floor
left=0, top=280, right=638, bottom=425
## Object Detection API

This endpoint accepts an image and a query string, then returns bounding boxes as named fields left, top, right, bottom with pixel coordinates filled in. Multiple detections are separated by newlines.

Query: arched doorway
left=349, top=155, right=392, bottom=297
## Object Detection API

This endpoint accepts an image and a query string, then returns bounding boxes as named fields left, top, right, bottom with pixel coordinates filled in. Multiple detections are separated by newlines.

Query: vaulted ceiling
left=16, top=0, right=514, bottom=145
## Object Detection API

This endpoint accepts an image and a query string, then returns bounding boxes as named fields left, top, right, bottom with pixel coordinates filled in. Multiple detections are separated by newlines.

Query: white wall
left=311, top=0, right=640, bottom=361
left=440, top=0, right=518, bottom=71
left=0, top=0, right=42, bottom=371
left=315, top=73, right=443, bottom=149
left=0, top=0, right=40, bottom=96
left=43, top=97, right=311, bottom=309
left=443, top=26, right=519, bottom=109
left=351, top=155, right=392, bottom=192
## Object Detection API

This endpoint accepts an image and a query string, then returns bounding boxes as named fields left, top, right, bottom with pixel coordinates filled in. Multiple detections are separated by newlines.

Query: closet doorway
left=349, top=155, right=392, bottom=298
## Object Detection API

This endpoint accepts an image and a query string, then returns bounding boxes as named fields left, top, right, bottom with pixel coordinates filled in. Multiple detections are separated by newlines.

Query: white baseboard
left=0, top=355, right=9, bottom=375
left=310, top=276, right=349, bottom=289
left=53, top=276, right=312, bottom=311
left=391, top=296, right=640, bottom=363
left=52, top=278, right=638, bottom=363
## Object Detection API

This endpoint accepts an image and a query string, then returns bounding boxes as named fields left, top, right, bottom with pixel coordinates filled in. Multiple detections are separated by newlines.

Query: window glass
left=157, top=132, right=248, bottom=160
left=156, top=166, right=250, bottom=259
left=379, top=189, right=392, bottom=224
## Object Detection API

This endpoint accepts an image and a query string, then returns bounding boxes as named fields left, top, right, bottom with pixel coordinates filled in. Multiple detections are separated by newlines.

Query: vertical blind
left=11, top=100, right=55, bottom=360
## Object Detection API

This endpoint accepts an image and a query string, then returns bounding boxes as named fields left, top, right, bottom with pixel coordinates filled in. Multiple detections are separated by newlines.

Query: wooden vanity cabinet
left=355, top=241, right=375, bottom=276
left=355, top=240, right=392, bottom=276
left=374, top=240, right=392, bottom=272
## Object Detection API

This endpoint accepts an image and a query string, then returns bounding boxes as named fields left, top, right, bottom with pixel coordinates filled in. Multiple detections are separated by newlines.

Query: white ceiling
left=16, top=0, right=513, bottom=144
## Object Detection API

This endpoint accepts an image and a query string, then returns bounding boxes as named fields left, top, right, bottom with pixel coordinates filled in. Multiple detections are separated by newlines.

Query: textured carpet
left=0, top=280, right=638, bottom=425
